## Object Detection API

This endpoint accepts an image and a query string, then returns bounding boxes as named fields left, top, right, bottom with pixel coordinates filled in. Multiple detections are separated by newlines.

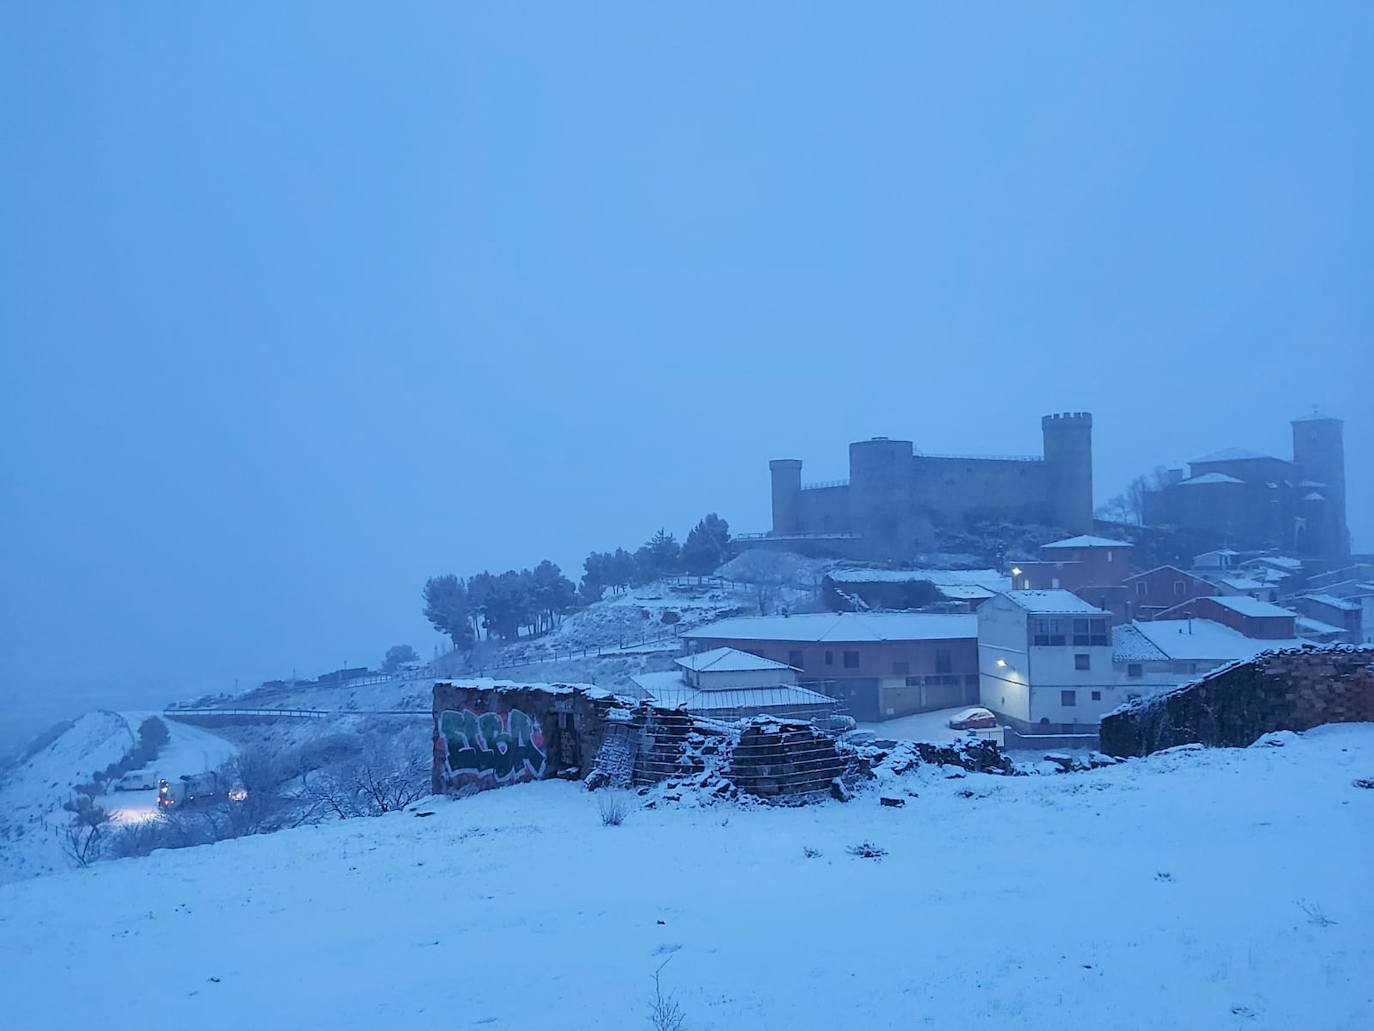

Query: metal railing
left=165, top=706, right=428, bottom=720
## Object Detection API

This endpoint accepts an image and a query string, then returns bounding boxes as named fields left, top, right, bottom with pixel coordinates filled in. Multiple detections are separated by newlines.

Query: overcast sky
left=2, top=3, right=1370, bottom=746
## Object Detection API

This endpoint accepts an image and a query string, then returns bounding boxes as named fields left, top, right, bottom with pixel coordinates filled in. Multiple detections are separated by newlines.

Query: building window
left=1033, top=618, right=1065, bottom=647
left=1136, top=582, right=1147, bottom=597
left=824, top=650, right=834, bottom=667
left=788, top=650, right=804, bottom=669
left=1051, top=577, right=1061, bottom=588
left=892, top=660, right=910, bottom=675
left=843, top=650, right=860, bottom=669
left=1091, top=690, right=1102, bottom=701
left=1061, top=690, right=1076, bottom=707
left=935, top=648, right=952, bottom=674
left=1074, top=653, right=1091, bottom=671
left=1088, top=617, right=1109, bottom=647
left=1072, top=618, right=1108, bottom=647
left=905, top=676, right=921, bottom=688
left=1127, top=663, right=1143, bottom=678
left=1174, top=580, right=1186, bottom=596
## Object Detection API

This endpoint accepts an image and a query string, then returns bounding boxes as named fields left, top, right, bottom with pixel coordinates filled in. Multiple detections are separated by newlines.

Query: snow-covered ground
left=0, top=712, right=236, bottom=884
left=857, top=706, right=971, bottom=743
left=2, top=725, right=1371, bottom=1030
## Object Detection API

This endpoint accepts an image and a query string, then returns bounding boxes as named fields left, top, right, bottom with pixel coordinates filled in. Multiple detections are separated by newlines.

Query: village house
left=1112, top=616, right=1307, bottom=693
left=1153, top=595, right=1300, bottom=640
left=976, top=590, right=1121, bottom=735
left=681, top=611, right=977, bottom=722
left=629, top=647, right=839, bottom=722
left=1121, top=564, right=1216, bottom=620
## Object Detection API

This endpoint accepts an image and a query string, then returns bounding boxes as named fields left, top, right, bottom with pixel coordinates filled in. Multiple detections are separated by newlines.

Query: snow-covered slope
left=3, top=725, right=1371, bottom=1030
left=0, top=712, right=236, bottom=884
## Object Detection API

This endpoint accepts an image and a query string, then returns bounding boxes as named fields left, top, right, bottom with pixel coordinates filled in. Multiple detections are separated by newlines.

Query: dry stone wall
left=1099, top=646, right=1374, bottom=757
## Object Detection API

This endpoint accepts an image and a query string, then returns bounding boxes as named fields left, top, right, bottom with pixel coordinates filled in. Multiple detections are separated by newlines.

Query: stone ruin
left=433, top=678, right=1022, bottom=804
left=1099, top=645, right=1374, bottom=757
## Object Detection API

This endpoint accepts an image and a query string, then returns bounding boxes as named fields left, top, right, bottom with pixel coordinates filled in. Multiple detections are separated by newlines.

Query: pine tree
left=422, top=575, right=475, bottom=650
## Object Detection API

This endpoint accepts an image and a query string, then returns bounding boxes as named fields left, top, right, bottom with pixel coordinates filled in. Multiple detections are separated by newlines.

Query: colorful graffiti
left=437, top=708, right=548, bottom=783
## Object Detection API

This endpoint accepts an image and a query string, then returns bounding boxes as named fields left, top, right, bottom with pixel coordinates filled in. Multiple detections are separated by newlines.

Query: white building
left=630, top=647, right=838, bottom=721
left=977, top=590, right=1122, bottom=734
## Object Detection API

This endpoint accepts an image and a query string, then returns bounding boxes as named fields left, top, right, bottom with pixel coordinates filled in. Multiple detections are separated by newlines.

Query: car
left=948, top=707, right=998, bottom=731
left=113, top=770, right=158, bottom=792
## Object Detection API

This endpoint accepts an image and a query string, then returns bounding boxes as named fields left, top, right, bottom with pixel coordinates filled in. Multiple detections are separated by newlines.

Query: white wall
left=978, top=595, right=1031, bottom=723
left=1025, top=640, right=1118, bottom=725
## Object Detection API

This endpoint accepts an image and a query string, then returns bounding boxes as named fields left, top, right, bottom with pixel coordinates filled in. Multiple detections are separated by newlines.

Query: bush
left=596, top=790, right=631, bottom=827
left=846, top=840, right=887, bottom=860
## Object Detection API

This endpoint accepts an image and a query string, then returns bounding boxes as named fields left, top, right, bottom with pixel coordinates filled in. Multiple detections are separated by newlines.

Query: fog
left=2, top=4, right=1370, bottom=753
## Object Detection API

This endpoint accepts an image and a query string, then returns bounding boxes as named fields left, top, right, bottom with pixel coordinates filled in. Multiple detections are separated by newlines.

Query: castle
left=767, top=413, right=1094, bottom=560
left=1140, top=413, right=1349, bottom=558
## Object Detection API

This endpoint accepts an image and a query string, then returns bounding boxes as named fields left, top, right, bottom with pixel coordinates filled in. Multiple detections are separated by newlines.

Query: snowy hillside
left=3, top=725, right=1371, bottom=1030
left=0, top=712, right=236, bottom=884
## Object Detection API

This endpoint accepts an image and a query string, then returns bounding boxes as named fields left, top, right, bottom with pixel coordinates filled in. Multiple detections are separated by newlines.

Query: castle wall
left=794, top=485, right=852, bottom=533
left=909, top=456, right=1051, bottom=527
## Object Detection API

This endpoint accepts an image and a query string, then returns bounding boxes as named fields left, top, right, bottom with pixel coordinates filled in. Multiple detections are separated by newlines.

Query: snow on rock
left=6, top=724, right=1370, bottom=1029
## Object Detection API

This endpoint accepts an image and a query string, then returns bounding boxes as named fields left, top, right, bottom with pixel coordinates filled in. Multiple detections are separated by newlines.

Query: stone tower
left=1291, top=413, right=1349, bottom=557
left=1041, top=412, right=1094, bottom=534
left=848, top=437, right=916, bottom=559
left=769, top=459, right=802, bottom=536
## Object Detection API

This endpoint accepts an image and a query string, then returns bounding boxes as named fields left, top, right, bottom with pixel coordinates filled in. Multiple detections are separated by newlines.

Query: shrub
left=597, top=790, right=631, bottom=827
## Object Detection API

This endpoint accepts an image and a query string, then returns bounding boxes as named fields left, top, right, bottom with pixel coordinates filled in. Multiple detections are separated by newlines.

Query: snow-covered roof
left=675, top=647, right=795, bottom=674
left=1296, top=616, right=1347, bottom=638
left=1111, top=624, right=1170, bottom=663
left=1214, top=576, right=1266, bottom=591
left=1243, top=555, right=1303, bottom=572
left=1002, top=590, right=1106, bottom=615
left=1179, top=472, right=1246, bottom=486
left=630, top=672, right=837, bottom=713
left=1301, top=593, right=1361, bottom=612
left=1127, top=619, right=1305, bottom=662
left=826, top=567, right=1007, bottom=589
left=1203, top=596, right=1296, bottom=619
left=1040, top=535, right=1134, bottom=550
left=1191, top=447, right=1281, bottom=464
left=682, top=611, right=976, bottom=643
left=1123, top=564, right=1196, bottom=582
left=1302, top=492, right=1326, bottom=502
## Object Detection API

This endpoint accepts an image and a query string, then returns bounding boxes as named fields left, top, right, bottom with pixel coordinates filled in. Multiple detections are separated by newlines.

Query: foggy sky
left=2, top=3, right=1371, bottom=749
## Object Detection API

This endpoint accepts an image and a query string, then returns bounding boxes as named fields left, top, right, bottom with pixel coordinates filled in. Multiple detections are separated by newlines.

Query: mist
left=2, top=3, right=1370, bottom=754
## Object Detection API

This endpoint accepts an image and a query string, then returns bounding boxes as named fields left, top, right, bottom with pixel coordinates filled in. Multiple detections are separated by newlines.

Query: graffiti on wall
left=436, top=708, right=548, bottom=783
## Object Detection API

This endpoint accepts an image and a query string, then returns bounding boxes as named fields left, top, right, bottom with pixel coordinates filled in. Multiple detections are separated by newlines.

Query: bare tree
left=307, top=735, right=429, bottom=819
left=58, top=796, right=110, bottom=868
left=719, top=550, right=817, bottom=615
left=648, top=960, right=687, bottom=1031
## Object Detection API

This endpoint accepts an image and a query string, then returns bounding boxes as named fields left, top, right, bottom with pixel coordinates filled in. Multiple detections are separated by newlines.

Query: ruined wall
left=1099, top=647, right=1374, bottom=757
left=432, top=681, right=626, bottom=794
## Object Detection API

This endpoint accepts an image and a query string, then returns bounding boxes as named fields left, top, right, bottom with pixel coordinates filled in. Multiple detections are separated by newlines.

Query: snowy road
left=2, top=724, right=1371, bottom=1030
left=103, top=714, right=239, bottom=821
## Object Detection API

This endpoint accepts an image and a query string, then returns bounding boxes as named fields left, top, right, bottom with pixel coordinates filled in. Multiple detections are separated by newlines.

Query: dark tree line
left=579, top=514, right=731, bottom=601
left=422, top=513, right=732, bottom=651
left=423, top=560, right=577, bottom=648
